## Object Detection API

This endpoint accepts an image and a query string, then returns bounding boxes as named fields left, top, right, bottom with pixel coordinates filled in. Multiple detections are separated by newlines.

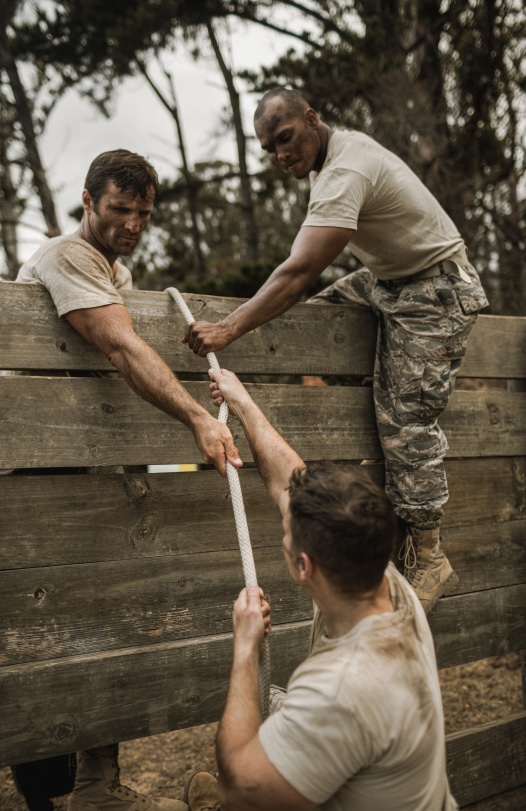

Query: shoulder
left=113, top=260, right=133, bottom=290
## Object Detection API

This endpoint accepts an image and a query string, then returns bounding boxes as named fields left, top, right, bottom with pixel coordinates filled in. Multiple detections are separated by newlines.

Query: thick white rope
left=166, top=288, right=270, bottom=717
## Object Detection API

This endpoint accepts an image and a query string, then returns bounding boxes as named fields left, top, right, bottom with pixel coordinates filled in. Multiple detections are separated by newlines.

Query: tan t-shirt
left=259, top=564, right=457, bottom=811
left=303, top=130, right=465, bottom=280
left=17, top=234, right=133, bottom=316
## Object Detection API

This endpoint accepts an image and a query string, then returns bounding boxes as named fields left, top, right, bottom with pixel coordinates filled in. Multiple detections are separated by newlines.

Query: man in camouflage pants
left=183, top=88, right=489, bottom=613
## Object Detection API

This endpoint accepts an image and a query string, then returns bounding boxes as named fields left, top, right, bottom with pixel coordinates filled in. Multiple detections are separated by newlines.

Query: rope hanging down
left=166, top=288, right=271, bottom=718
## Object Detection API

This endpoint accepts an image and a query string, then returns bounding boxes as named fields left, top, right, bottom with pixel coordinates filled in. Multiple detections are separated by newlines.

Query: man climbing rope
left=185, top=367, right=458, bottom=810
left=183, top=87, right=489, bottom=615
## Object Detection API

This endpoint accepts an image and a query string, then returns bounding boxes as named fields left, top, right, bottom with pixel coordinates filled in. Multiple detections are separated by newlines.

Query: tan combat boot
left=183, top=771, right=221, bottom=811
left=399, top=527, right=459, bottom=614
left=67, top=745, right=188, bottom=811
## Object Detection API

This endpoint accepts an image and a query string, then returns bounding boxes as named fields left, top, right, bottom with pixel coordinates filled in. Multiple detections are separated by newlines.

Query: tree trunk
left=139, top=60, right=208, bottom=283
left=0, top=109, right=21, bottom=278
left=207, top=21, right=260, bottom=264
left=0, top=32, right=60, bottom=239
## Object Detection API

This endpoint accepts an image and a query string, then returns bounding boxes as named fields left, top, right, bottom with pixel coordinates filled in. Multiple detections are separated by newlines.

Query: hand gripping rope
left=166, top=288, right=271, bottom=718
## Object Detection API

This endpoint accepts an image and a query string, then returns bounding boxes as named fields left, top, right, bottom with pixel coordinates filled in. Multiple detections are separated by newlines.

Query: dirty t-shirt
left=259, top=564, right=457, bottom=811
left=303, top=130, right=465, bottom=280
left=16, top=233, right=132, bottom=315
left=12, top=233, right=132, bottom=475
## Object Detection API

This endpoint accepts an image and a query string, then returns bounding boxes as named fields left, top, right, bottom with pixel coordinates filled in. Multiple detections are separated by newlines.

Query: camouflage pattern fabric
left=309, top=259, right=489, bottom=529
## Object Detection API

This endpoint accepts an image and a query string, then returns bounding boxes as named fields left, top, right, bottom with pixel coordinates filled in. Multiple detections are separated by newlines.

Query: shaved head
left=254, top=88, right=310, bottom=126
left=253, top=87, right=330, bottom=178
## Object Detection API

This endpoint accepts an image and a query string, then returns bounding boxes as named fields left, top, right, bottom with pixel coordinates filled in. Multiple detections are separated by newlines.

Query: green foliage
left=3, top=0, right=525, bottom=313
left=240, top=0, right=526, bottom=315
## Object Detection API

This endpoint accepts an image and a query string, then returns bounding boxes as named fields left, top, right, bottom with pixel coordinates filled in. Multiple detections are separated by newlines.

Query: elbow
left=218, top=774, right=260, bottom=811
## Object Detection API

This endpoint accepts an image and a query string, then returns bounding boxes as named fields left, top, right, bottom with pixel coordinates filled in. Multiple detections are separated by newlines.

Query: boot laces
left=108, top=749, right=147, bottom=802
left=398, top=531, right=417, bottom=573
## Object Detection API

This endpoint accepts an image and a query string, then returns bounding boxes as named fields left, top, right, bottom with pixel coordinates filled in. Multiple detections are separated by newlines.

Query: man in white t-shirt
left=183, top=367, right=457, bottom=811
left=183, top=88, right=490, bottom=615
left=14, top=149, right=243, bottom=811
left=17, top=149, right=241, bottom=480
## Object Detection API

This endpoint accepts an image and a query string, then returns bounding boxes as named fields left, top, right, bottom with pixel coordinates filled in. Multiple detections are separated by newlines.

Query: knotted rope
left=166, top=288, right=271, bottom=718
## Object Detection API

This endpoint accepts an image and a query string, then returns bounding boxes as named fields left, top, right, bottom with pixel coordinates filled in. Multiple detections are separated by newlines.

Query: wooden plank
left=431, top=585, right=526, bottom=669
left=0, top=547, right=312, bottom=666
left=2, top=283, right=525, bottom=378
left=0, top=621, right=311, bottom=767
left=439, top=389, right=526, bottom=458
left=0, top=543, right=523, bottom=669
left=1, top=376, right=525, bottom=469
left=0, top=377, right=380, bottom=468
left=0, top=470, right=283, bottom=569
left=446, top=712, right=526, bottom=806
left=460, top=315, right=526, bottom=380
left=2, top=468, right=526, bottom=596
left=0, top=283, right=377, bottom=376
left=443, top=520, right=526, bottom=593
left=461, top=786, right=526, bottom=810
left=445, top=458, right=526, bottom=527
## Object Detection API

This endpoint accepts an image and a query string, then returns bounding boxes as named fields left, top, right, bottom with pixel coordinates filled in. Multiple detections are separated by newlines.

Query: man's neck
left=317, top=574, right=393, bottom=639
left=313, top=123, right=333, bottom=173
left=77, top=220, right=117, bottom=268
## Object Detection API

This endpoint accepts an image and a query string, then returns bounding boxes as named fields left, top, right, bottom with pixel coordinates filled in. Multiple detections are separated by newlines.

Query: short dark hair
left=254, top=87, right=310, bottom=124
left=84, top=149, right=160, bottom=204
left=288, top=462, right=395, bottom=597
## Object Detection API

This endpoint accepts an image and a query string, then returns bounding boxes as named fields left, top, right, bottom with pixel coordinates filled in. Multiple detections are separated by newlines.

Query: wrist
left=233, top=634, right=262, bottom=663
left=185, top=406, right=212, bottom=432
left=222, top=311, right=247, bottom=343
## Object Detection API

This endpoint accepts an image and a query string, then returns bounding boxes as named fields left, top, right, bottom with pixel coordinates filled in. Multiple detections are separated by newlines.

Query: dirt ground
left=0, top=652, right=522, bottom=810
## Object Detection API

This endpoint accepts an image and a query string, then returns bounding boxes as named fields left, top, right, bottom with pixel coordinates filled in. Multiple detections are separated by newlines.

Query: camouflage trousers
left=309, top=252, right=488, bottom=529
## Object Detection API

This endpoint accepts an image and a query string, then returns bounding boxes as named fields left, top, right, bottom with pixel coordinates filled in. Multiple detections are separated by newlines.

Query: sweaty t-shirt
left=259, top=564, right=457, bottom=811
left=17, top=233, right=132, bottom=315
left=303, top=130, right=465, bottom=280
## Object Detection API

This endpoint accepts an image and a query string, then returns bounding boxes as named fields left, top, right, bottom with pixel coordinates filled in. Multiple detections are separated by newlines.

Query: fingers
left=225, top=437, right=243, bottom=470
left=184, top=322, right=227, bottom=356
left=183, top=323, right=205, bottom=355
left=246, top=585, right=271, bottom=633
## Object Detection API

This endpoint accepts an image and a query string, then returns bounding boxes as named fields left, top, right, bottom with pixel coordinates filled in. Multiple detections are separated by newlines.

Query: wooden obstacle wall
left=1, top=282, right=525, bottom=808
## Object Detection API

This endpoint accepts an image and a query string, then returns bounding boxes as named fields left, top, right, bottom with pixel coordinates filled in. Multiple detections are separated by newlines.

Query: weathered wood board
left=1, top=284, right=525, bottom=806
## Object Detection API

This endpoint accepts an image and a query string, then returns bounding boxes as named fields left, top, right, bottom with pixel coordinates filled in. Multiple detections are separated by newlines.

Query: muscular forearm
left=185, top=227, right=352, bottom=356
left=217, top=648, right=262, bottom=770
left=108, top=333, right=208, bottom=428
left=229, top=385, right=303, bottom=511
left=220, top=225, right=353, bottom=342
left=223, top=261, right=308, bottom=342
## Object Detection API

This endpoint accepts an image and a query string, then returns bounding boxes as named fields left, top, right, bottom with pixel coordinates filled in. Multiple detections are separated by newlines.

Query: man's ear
left=82, top=189, right=93, bottom=213
left=298, top=552, right=314, bottom=580
left=305, top=108, right=319, bottom=128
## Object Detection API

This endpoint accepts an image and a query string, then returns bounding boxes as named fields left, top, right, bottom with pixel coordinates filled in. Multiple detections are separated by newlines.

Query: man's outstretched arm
left=216, top=586, right=316, bottom=811
left=66, top=303, right=242, bottom=477
left=185, top=225, right=353, bottom=356
left=209, top=368, right=303, bottom=516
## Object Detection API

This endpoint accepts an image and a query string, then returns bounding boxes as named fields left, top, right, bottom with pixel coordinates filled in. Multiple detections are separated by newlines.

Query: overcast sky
left=18, top=20, right=298, bottom=261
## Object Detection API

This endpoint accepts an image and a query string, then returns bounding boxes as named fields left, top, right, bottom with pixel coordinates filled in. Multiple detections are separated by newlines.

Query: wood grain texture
left=460, top=787, right=526, bottom=811
left=1, top=283, right=525, bottom=378
left=1, top=466, right=525, bottom=596
left=0, top=622, right=311, bottom=768
left=0, top=547, right=312, bottom=666
left=1, top=283, right=525, bottom=804
left=1, top=377, right=525, bottom=469
left=446, top=713, right=526, bottom=806
left=429, top=585, right=526, bottom=668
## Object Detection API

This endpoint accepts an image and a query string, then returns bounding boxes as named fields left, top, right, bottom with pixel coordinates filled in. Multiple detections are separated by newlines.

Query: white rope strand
left=166, top=288, right=270, bottom=716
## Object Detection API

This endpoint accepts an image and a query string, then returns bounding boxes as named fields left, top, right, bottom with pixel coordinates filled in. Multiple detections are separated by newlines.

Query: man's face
left=255, top=99, right=322, bottom=179
left=82, top=180, right=155, bottom=260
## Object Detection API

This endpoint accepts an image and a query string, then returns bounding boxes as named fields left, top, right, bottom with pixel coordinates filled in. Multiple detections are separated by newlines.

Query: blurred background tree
left=1, top=0, right=524, bottom=313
